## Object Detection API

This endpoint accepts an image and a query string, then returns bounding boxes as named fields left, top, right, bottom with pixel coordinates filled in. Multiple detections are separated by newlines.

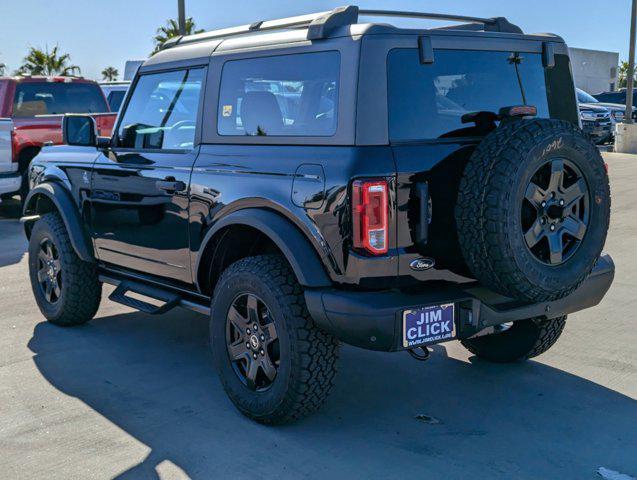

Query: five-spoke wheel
left=522, top=158, right=590, bottom=265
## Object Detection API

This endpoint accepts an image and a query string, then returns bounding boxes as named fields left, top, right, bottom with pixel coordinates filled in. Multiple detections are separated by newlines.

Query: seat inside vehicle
left=240, top=91, right=284, bottom=136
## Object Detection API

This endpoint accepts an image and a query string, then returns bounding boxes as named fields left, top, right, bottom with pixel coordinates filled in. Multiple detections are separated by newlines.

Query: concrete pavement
left=0, top=153, right=635, bottom=480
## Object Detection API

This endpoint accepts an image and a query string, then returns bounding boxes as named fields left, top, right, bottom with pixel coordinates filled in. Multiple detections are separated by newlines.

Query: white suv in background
left=0, top=119, right=21, bottom=202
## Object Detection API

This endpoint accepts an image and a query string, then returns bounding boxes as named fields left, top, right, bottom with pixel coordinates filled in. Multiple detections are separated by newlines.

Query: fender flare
left=196, top=208, right=332, bottom=288
left=22, top=183, right=95, bottom=262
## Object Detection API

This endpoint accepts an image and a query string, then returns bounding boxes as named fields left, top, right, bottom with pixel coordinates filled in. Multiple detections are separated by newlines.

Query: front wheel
left=28, top=212, right=102, bottom=326
left=461, top=316, right=566, bottom=363
left=210, top=254, right=339, bottom=424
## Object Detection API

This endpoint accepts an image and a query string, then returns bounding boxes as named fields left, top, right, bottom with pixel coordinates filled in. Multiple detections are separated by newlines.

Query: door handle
left=156, top=179, right=186, bottom=193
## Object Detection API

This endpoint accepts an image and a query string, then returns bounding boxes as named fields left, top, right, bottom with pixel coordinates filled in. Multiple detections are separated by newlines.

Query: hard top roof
left=143, top=5, right=564, bottom=68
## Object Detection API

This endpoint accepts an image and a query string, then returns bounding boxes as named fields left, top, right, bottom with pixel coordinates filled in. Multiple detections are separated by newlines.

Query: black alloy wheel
left=226, top=293, right=280, bottom=391
left=28, top=212, right=102, bottom=326
left=37, top=238, right=62, bottom=304
left=521, top=158, right=590, bottom=266
left=211, top=254, right=339, bottom=424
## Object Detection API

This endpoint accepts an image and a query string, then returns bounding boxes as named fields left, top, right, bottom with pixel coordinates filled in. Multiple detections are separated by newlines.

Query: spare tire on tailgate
left=455, top=118, right=610, bottom=302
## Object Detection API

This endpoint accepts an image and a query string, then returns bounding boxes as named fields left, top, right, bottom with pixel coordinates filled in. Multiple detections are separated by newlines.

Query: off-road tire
left=210, top=254, right=339, bottom=424
left=28, top=212, right=101, bottom=326
left=461, top=316, right=567, bottom=363
left=455, top=119, right=610, bottom=302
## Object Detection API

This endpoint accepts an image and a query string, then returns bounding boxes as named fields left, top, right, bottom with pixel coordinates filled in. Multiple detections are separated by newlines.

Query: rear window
left=217, top=51, right=340, bottom=137
left=107, top=90, right=126, bottom=111
left=12, top=82, right=108, bottom=117
left=388, top=49, right=576, bottom=142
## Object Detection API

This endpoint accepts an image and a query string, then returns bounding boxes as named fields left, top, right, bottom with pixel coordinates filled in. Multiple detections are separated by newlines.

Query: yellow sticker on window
left=222, top=105, right=233, bottom=117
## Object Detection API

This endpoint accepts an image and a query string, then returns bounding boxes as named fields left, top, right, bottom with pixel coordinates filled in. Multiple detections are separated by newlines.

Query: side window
left=117, top=68, right=204, bottom=150
left=217, top=51, right=340, bottom=137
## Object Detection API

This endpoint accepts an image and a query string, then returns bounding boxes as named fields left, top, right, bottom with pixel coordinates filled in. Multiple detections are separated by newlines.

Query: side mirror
left=62, top=114, right=97, bottom=147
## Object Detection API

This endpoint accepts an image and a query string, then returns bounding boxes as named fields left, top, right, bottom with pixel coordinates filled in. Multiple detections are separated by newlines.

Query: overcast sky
left=0, top=0, right=633, bottom=80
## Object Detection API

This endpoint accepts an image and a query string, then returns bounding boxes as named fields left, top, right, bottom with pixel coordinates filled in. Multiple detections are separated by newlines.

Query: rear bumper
left=0, top=172, right=21, bottom=197
left=305, top=254, right=615, bottom=352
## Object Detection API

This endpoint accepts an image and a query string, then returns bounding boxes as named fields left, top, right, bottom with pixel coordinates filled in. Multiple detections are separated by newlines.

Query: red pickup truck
left=0, top=76, right=116, bottom=202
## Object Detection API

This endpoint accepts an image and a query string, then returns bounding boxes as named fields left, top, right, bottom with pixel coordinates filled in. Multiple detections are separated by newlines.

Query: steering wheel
left=170, top=120, right=196, bottom=131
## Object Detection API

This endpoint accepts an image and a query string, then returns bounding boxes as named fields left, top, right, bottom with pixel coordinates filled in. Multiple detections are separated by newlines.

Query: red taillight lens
left=352, top=179, right=389, bottom=255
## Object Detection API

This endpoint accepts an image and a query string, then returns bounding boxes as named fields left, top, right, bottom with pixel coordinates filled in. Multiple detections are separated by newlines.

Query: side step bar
left=99, top=273, right=211, bottom=316
left=108, top=281, right=181, bottom=315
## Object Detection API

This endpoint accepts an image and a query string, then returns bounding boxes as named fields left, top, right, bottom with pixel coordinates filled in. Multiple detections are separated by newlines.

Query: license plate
left=402, top=303, right=455, bottom=348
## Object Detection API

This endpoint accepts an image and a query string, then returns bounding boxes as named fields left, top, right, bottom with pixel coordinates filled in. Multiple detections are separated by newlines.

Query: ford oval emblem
left=410, top=258, right=435, bottom=271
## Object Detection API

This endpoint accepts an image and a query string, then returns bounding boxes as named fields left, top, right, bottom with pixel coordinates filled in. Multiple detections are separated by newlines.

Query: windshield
left=13, top=82, right=109, bottom=117
left=577, top=89, right=599, bottom=104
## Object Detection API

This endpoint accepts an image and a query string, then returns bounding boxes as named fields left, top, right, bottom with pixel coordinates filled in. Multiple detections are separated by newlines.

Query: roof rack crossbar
left=358, top=9, right=523, bottom=34
left=159, top=5, right=522, bottom=51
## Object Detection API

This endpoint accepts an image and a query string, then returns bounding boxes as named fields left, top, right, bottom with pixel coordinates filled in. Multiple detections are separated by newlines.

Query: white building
left=569, top=47, right=619, bottom=95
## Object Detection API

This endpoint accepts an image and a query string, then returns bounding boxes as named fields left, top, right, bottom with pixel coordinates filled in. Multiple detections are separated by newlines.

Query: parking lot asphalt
left=0, top=153, right=635, bottom=480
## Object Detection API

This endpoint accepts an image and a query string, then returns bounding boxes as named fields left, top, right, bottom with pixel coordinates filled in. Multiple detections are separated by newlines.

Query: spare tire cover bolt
left=550, top=224, right=556, bottom=231
left=260, top=349, right=265, bottom=355
left=260, top=335, right=265, bottom=341
left=253, top=353, right=257, bottom=359
left=246, top=328, right=251, bottom=335
left=559, top=199, right=565, bottom=206
left=253, top=323, right=258, bottom=330
left=541, top=201, right=547, bottom=207
left=541, top=217, right=546, bottom=224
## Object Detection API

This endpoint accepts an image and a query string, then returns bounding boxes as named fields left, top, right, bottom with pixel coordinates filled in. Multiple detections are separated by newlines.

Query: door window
left=117, top=68, right=204, bottom=150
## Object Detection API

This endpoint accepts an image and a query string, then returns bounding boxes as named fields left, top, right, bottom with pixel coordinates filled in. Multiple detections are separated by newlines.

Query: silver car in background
left=578, top=88, right=636, bottom=125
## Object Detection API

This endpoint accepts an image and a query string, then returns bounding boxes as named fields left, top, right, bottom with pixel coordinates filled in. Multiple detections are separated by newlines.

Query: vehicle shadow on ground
left=0, top=198, right=27, bottom=267
left=28, top=309, right=637, bottom=480
left=0, top=196, right=22, bottom=219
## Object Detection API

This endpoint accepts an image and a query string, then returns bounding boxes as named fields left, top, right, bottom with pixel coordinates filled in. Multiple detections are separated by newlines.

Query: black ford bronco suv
left=22, top=6, right=614, bottom=424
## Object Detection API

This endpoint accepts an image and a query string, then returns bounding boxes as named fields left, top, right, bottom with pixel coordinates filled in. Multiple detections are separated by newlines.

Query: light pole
left=178, top=0, right=186, bottom=35
left=616, top=0, right=637, bottom=152
left=625, top=0, right=636, bottom=124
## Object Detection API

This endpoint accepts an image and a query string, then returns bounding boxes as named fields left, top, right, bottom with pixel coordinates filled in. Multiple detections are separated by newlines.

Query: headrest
left=241, top=91, right=283, bottom=136
left=14, top=100, right=48, bottom=117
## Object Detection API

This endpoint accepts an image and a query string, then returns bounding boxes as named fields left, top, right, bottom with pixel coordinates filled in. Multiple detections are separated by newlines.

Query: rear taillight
left=352, top=179, right=389, bottom=255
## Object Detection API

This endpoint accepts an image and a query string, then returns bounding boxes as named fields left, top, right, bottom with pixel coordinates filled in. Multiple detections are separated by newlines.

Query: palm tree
left=101, top=66, right=119, bottom=82
left=153, top=17, right=204, bottom=54
left=618, top=61, right=636, bottom=89
left=16, top=46, right=80, bottom=76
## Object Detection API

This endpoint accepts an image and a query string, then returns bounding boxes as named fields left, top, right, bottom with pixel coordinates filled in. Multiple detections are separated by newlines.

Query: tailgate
left=0, top=118, right=15, bottom=173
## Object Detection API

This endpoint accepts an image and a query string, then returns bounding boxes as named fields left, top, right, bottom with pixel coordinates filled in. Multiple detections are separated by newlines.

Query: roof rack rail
left=161, top=6, right=359, bottom=49
left=159, top=5, right=522, bottom=51
left=358, top=9, right=523, bottom=34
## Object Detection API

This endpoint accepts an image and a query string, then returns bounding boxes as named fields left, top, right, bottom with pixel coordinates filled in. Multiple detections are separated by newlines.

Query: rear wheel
left=461, top=316, right=566, bottom=363
left=210, top=254, right=339, bottom=424
left=28, top=212, right=101, bottom=326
